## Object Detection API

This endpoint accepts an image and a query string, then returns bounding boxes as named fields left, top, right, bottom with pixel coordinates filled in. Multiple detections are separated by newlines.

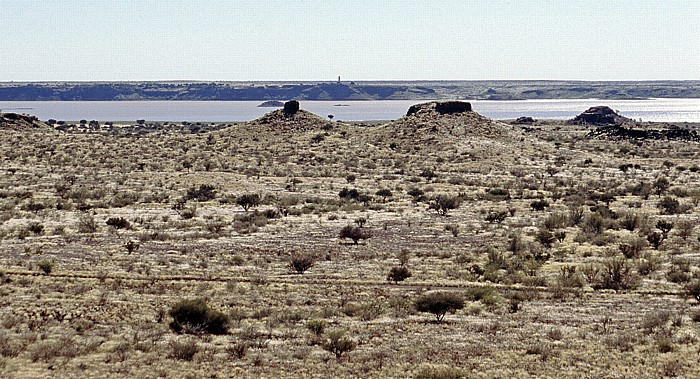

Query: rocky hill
left=380, top=101, right=515, bottom=143
left=0, top=112, right=52, bottom=131
left=567, top=106, right=633, bottom=126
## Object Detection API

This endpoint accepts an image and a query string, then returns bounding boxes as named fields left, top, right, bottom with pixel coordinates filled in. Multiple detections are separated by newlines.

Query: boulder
left=513, top=116, right=536, bottom=124
left=283, top=100, right=300, bottom=116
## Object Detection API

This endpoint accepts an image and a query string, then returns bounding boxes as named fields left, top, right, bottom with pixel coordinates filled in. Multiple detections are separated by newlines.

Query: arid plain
left=1, top=101, right=699, bottom=378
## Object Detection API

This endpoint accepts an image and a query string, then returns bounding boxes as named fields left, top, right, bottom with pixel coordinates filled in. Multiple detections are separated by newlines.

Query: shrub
left=685, top=280, right=700, bottom=302
left=305, top=320, right=326, bottom=336
left=530, top=199, right=549, bottom=211
left=415, top=364, right=467, bottom=379
left=289, top=253, right=314, bottom=274
left=618, top=235, right=646, bottom=259
left=414, top=292, right=464, bottom=322
left=658, top=197, right=681, bottom=215
left=338, top=188, right=360, bottom=200
left=339, top=225, right=371, bottom=244
left=168, top=338, right=199, bottom=361
left=106, top=217, right=131, bottom=229
left=37, top=260, right=54, bottom=275
left=485, top=210, right=508, bottom=224
left=169, top=298, right=230, bottom=335
left=0, top=333, right=23, bottom=358
left=591, top=258, right=640, bottom=291
left=77, top=215, right=98, bottom=233
left=237, top=193, right=261, bottom=211
left=185, top=184, right=216, bottom=202
left=428, top=195, right=461, bottom=216
left=375, top=188, right=393, bottom=202
left=27, top=222, right=44, bottom=235
left=387, top=266, right=412, bottom=284
left=322, top=330, right=356, bottom=359
left=30, top=336, right=80, bottom=362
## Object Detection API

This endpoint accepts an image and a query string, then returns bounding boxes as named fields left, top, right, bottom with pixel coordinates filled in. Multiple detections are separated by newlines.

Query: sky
left=2, top=0, right=699, bottom=81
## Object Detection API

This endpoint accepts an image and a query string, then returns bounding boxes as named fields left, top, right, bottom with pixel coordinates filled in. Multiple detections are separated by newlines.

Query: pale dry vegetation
left=0, top=107, right=699, bottom=378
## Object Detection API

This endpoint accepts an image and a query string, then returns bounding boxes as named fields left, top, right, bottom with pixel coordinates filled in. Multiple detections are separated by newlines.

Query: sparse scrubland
left=0, top=103, right=699, bottom=378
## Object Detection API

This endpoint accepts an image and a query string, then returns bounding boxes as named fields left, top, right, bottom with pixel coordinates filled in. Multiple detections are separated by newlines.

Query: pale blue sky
left=3, top=0, right=699, bottom=81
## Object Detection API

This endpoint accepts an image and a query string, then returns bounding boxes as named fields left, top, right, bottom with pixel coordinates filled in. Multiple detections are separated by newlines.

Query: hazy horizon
left=4, top=0, right=699, bottom=82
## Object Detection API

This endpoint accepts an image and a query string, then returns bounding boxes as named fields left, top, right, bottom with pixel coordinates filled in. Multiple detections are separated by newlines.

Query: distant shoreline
left=1, top=80, right=700, bottom=101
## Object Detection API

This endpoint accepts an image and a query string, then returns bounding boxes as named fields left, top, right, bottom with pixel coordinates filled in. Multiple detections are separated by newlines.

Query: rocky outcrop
left=587, top=125, right=700, bottom=141
left=568, top=106, right=631, bottom=125
left=407, top=101, right=472, bottom=117
left=513, top=116, right=536, bottom=124
left=283, top=100, right=300, bottom=116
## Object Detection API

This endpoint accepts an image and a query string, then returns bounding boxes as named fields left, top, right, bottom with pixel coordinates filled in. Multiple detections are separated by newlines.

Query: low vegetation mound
left=568, top=106, right=631, bottom=126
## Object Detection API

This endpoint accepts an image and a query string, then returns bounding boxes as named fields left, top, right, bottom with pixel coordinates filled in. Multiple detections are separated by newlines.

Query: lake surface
left=2, top=98, right=700, bottom=123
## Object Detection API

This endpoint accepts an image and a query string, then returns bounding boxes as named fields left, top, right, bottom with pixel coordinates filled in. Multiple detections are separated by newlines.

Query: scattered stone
left=587, top=124, right=700, bottom=141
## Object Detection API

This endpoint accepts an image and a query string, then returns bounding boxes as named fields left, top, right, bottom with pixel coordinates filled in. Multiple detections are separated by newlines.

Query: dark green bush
left=428, top=195, right=461, bottom=216
left=414, top=291, right=465, bottom=322
left=185, top=184, right=217, bottom=202
left=387, top=266, right=412, bottom=284
left=106, top=217, right=131, bottom=229
left=169, top=299, right=230, bottom=335
left=339, top=225, right=371, bottom=244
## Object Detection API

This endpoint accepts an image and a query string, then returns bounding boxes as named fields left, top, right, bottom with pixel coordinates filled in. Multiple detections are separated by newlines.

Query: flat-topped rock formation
left=385, top=101, right=513, bottom=140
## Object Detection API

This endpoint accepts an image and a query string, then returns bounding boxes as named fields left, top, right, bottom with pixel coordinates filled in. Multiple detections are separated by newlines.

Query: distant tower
left=337, top=76, right=341, bottom=83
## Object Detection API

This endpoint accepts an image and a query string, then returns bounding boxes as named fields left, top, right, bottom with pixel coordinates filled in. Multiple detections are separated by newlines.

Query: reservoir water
left=1, top=98, right=700, bottom=123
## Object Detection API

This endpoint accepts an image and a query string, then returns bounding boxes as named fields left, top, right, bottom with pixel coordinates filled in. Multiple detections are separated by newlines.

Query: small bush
left=387, top=266, right=412, bottom=284
left=289, top=253, right=315, bottom=274
left=37, top=260, right=54, bottom=275
left=322, top=330, right=356, bottom=359
left=530, top=199, right=549, bottom=211
left=169, top=298, right=230, bottom=335
left=305, top=319, right=326, bottom=336
left=77, top=215, right=98, bottom=233
left=414, top=292, right=465, bottom=322
left=428, top=195, right=461, bottom=216
left=169, top=338, right=199, bottom=361
left=237, top=193, right=261, bottom=211
left=185, top=184, right=217, bottom=202
left=339, top=225, right=371, bottom=244
left=106, top=217, right=131, bottom=229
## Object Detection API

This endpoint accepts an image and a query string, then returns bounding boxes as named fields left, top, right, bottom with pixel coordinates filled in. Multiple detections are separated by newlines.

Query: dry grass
left=0, top=108, right=699, bottom=377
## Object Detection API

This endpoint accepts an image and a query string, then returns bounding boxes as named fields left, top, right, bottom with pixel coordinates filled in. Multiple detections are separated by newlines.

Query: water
left=1, top=98, right=700, bottom=123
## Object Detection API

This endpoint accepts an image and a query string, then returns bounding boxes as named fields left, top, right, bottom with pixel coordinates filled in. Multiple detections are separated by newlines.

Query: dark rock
left=587, top=124, right=700, bottom=141
left=513, top=116, right=536, bottom=124
left=406, top=101, right=472, bottom=116
left=434, top=101, right=472, bottom=114
left=283, top=100, right=300, bottom=116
